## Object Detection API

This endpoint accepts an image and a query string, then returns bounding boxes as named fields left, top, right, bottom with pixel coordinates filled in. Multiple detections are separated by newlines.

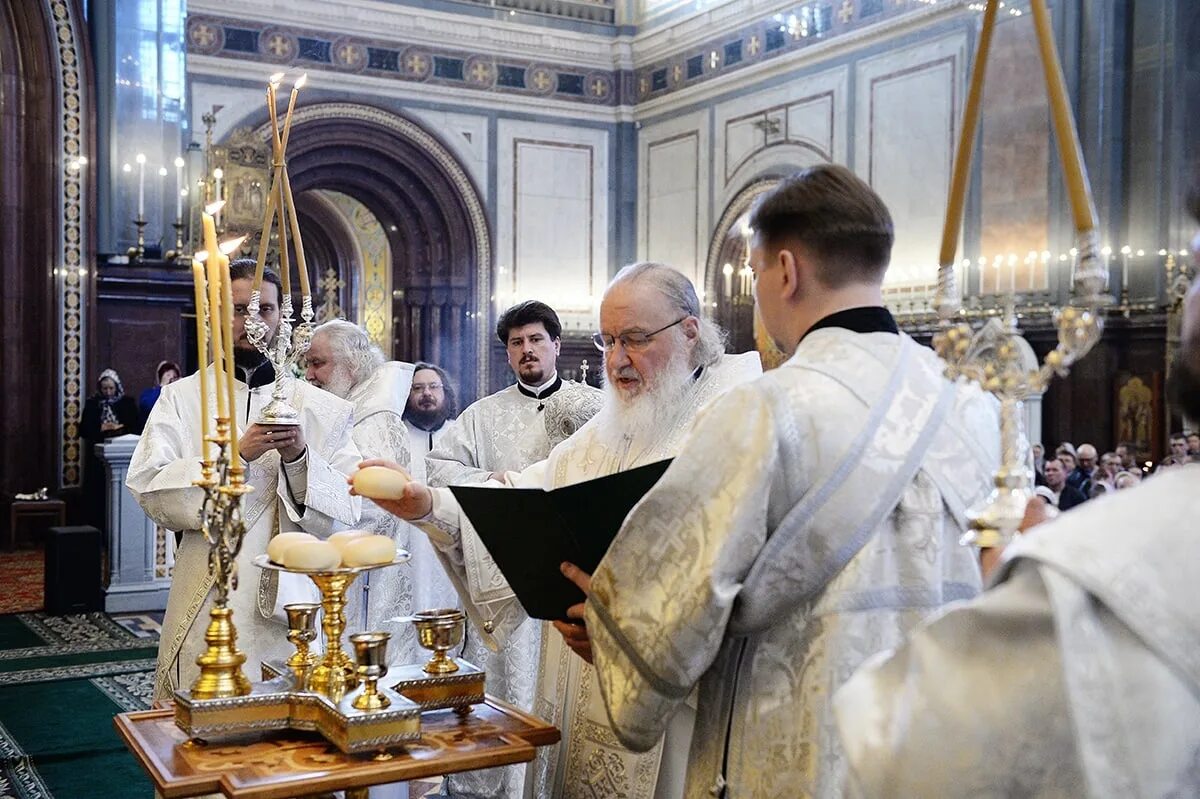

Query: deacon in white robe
left=573, top=166, right=1000, bottom=798
left=425, top=300, right=602, bottom=487
left=305, top=321, right=458, bottom=659
left=357, top=264, right=762, bottom=799
left=834, top=274, right=1200, bottom=799
left=128, top=262, right=361, bottom=700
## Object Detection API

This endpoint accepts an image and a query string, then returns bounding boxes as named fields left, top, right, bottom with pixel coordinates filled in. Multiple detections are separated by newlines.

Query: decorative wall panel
left=855, top=33, right=965, bottom=289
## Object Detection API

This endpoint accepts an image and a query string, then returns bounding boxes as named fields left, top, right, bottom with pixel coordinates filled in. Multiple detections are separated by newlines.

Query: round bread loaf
left=281, top=540, right=342, bottom=571
left=328, top=529, right=372, bottom=555
left=339, top=535, right=397, bottom=567
left=266, top=532, right=318, bottom=565
left=352, top=466, right=410, bottom=500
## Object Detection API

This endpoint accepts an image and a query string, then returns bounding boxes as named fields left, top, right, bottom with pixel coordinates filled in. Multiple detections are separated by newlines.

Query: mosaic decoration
left=51, top=0, right=88, bottom=487
left=189, top=15, right=628, bottom=106
left=323, top=191, right=393, bottom=356
left=189, top=1, right=944, bottom=108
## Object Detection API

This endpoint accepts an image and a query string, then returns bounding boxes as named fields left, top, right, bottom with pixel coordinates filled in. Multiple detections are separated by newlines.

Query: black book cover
left=448, top=459, right=673, bottom=621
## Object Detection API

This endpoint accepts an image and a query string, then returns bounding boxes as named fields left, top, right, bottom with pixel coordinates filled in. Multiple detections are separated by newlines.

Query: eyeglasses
left=593, top=317, right=688, bottom=353
left=411, top=382, right=443, bottom=393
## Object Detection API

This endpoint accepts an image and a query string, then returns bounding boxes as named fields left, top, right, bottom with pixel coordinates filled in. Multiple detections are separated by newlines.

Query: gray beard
left=320, top=366, right=356, bottom=400
left=594, top=348, right=696, bottom=449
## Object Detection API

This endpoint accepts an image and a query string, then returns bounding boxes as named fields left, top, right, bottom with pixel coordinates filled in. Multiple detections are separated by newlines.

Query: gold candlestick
left=188, top=417, right=255, bottom=700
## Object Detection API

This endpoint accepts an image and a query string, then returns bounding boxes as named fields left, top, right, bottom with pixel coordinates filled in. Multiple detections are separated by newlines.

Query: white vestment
left=424, top=353, right=763, bottom=799
left=342, top=362, right=459, bottom=661
left=423, top=374, right=602, bottom=798
left=835, top=464, right=1200, bottom=799
left=127, top=366, right=362, bottom=699
left=584, top=330, right=1000, bottom=798
left=425, top=377, right=602, bottom=487
left=406, top=420, right=450, bottom=484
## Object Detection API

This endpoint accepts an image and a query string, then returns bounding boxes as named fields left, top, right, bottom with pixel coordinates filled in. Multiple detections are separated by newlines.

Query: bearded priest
left=357, top=262, right=762, bottom=799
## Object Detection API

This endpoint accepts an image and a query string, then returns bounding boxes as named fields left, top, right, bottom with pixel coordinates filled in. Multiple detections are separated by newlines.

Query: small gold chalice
left=350, top=632, right=391, bottom=711
left=411, top=609, right=466, bottom=674
left=284, top=602, right=320, bottom=687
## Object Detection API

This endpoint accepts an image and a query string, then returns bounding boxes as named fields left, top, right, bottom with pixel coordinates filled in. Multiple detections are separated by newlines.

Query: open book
left=448, top=459, right=673, bottom=621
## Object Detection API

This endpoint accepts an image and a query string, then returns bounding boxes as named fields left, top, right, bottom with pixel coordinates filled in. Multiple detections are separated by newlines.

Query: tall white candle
left=135, top=153, right=146, bottom=217
left=174, top=157, right=185, bottom=219
left=213, top=168, right=224, bottom=225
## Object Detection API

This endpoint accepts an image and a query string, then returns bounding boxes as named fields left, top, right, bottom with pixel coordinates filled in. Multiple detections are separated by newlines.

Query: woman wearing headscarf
left=138, top=360, right=181, bottom=425
left=81, top=369, right=141, bottom=532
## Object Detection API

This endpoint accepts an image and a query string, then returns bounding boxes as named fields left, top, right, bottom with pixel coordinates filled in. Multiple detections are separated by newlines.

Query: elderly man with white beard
left=305, top=320, right=457, bottom=661
left=354, top=262, right=762, bottom=799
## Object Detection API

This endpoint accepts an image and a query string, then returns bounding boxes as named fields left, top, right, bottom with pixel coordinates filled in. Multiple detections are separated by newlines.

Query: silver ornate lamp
left=933, top=0, right=1109, bottom=548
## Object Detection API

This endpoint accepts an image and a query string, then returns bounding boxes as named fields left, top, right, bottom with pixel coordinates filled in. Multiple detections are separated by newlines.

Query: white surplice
left=835, top=464, right=1200, bottom=799
left=341, top=362, right=459, bottom=661
left=584, top=331, right=1001, bottom=799
left=405, top=419, right=449, bottom=484
left=425, top=377, right=603, bottom=487
left=127, top=366, right=362, bottom=699
left=422, top=353, right=764, bottom=799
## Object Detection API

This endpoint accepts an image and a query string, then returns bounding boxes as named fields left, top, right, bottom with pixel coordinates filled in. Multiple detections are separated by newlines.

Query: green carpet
left=0, top=613, right=158, bottom=799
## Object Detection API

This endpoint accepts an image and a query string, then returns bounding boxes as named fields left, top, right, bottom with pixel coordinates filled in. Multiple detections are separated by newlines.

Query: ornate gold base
left=190, top=606, right=251, bottom=700
left=390, top=659, right=486, bottom=713
left=175, top=674, right=421, bottom=754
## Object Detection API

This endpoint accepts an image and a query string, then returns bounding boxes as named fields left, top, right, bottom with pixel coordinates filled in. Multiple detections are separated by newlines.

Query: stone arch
left=249, top=103, right=493, bottom=401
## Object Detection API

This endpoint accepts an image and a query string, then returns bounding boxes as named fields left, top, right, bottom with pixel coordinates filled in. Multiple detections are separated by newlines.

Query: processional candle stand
left=934, top=0, right=1109, bottom=548
left=243, top=72, right=315, bottom=426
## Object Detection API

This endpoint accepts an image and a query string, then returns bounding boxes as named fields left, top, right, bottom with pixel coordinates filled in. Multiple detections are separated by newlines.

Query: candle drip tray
left=175, top=673, right=421, bottom=754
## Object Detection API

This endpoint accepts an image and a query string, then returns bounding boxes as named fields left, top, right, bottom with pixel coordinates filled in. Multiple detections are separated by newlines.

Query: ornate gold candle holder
left=186, top=419, right=255, bottom=700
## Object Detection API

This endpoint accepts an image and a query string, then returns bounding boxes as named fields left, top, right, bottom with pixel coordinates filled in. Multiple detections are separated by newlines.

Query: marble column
left=98, top=434, right=172, bottom=612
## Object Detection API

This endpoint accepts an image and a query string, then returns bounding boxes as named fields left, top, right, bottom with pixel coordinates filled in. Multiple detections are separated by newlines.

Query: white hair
left=312, top=319, right=384, bottom=386
left=607, top=262, right=727, bottom=368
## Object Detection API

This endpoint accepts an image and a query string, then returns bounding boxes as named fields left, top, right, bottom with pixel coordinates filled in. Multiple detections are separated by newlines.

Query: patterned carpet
left=0, top=612, right=158, bottom=798
left=0, top=550, right=44, bottom=614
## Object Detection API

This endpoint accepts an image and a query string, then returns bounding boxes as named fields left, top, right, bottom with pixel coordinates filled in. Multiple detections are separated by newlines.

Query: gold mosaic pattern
left=50, top=0, right=87, bottom=487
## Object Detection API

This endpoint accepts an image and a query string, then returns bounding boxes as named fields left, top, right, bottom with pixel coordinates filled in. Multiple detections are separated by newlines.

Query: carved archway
left=704, top=177, right=780, bottom=353
left=2, top=0, right=92, bottom=491
left=252, top=104, right=492, bottom=401
left=293, top=191, right=362, bottom=324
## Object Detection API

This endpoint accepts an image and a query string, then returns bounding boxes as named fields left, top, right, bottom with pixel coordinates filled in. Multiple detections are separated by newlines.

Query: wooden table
left=7, top=499, right=66, bottom=550
left=114, top=697, right=559, bottom=799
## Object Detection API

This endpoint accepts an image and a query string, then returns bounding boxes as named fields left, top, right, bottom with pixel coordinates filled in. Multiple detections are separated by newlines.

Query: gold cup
left=410, top=609, right=465, bottom=675
left=350, top=631, right=391, bottom=711
left=284, top=602, right=320, bottom=687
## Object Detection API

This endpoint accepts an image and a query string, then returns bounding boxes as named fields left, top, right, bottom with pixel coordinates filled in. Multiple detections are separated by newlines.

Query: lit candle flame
left=174, top=156, right=185, bottom=168
left=294, top=73, right=308, bottom=89
left=219, top=235, right=248, bottom=255
left=269, top=71, right=285, bottom=85
left=194, top=250, right=210, bottom=263
left=205, top=200, right=226, bottom=216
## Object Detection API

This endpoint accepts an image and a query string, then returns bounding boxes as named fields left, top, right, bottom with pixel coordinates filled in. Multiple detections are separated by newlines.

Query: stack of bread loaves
left=266, top=529, right=397, bottom=570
